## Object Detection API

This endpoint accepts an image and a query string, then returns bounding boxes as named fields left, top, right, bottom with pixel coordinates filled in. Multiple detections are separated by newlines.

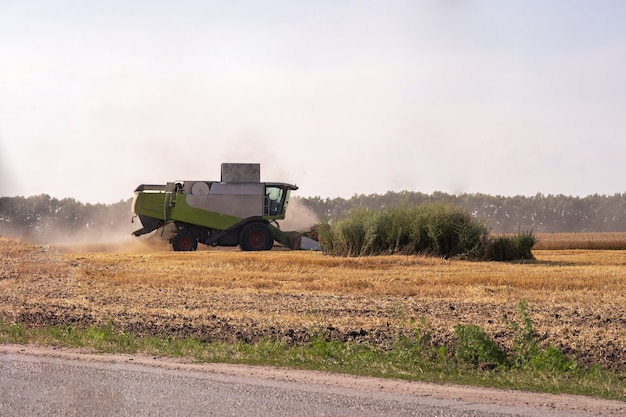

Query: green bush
left=485, top=232, right=536, bottom=261
left=454, top=323, right=508, bottom=368
left=530, top=345, right=578, bottom=373
left=319, top=203, right=490, bottom=258
left=317, top=204, right=536, bottom=261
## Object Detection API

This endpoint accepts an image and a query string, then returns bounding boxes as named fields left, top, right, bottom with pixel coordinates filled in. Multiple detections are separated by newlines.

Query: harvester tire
left=172, top=230, right=198, bottom=251
left=239, top=222, right=274, bottom=251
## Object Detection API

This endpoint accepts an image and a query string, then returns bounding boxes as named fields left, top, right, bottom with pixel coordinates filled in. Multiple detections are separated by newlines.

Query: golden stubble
left=2, top=236, right=625, bottom=364
left=3, top=235, right=622, bottom=306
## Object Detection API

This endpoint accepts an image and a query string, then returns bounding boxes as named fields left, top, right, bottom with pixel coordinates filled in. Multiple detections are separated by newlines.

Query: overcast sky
left=1, top=0, right=625, bottom=204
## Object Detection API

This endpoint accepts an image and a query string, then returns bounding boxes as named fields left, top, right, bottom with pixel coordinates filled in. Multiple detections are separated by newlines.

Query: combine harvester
left=131, top=163, right=314, bottom=251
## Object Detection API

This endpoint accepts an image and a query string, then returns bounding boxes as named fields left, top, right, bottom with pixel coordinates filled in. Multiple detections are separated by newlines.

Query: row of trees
left=1, top=191, right=625, bottom=242
left=0, top=195, right=134, bottom=242
left=298, top=192, right=626, bottom=233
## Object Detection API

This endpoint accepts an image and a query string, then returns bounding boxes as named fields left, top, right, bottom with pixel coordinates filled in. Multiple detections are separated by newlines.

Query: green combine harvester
left=131, top=163, right=303, bottom=251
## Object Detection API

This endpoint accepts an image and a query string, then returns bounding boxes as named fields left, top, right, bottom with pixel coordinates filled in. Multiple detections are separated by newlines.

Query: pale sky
left=1, top=0, right=625, bottom=204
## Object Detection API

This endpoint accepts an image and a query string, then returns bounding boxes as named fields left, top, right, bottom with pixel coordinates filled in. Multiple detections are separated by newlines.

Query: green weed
left=454, top=324, right=508, bottom=368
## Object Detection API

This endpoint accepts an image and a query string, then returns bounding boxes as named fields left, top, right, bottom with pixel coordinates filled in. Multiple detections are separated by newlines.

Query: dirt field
left=1, top=236, right=625, bottom=372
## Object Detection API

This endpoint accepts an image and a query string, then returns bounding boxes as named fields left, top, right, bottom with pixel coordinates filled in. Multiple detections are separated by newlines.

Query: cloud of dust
left=11, top=212, right=172, bottom=254
left=277, top=198, right=320, bottom=232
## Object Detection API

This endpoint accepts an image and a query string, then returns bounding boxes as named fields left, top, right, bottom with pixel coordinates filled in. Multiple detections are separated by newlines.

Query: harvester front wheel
left=172, top=230, right=198, bottom=251
left=239, top=222, right=274, bottom=251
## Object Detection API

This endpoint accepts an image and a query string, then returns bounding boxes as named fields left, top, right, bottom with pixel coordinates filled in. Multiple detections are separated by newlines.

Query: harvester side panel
left=187, top=194, right=263, bottom=219
left=132, top=190, right=168, bottom=221
left=170, top=196, right=244, bottom=230
left=186, top=182, right=264, bottom=219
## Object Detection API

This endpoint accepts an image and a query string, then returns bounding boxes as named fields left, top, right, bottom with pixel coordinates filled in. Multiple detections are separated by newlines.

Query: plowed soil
left=1, top=236, right=625, bottom=372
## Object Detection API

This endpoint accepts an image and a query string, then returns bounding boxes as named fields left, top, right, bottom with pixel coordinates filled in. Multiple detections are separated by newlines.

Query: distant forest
left=0, top=192, right=625, bottom=242
left=299, top=192, right=626, bottom=233
left=0, top=195, right=132, bottom=241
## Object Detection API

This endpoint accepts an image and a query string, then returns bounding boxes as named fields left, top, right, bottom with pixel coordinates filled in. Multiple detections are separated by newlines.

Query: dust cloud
left=277, top=198, right=319, bottom=232
left=53, top=232, right=173, bottom=254
left=5, top=214, right=171, bottom=254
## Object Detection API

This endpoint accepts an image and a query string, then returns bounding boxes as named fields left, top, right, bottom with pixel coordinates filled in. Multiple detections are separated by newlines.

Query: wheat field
left=531, top=232, right=626, bottom=250
left=1, top=236, right=624, bottom=371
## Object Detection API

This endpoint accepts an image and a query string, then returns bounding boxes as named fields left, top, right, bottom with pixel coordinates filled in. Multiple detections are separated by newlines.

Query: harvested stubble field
left=1, top=235, right=625, bottom=372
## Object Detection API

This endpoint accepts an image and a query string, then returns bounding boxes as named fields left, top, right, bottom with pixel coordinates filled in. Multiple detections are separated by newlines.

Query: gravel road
left=1, top=345, right=623, bottom=417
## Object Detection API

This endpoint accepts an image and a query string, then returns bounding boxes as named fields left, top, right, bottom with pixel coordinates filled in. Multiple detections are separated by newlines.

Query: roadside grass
left=2, top=304, right=624, bottom=402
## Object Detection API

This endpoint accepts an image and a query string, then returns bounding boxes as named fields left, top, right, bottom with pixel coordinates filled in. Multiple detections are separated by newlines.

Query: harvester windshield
left=265, top=184, right=291, bottom=216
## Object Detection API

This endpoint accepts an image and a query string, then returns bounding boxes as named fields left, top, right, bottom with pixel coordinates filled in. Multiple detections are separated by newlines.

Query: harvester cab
left=131, top=163, right=303, bottom=251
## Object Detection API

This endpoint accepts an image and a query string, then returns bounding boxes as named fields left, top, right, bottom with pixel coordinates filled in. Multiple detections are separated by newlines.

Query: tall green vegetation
left=486, top=232, right=537, bottom=261
left=316, top=203, right=535, bottom=261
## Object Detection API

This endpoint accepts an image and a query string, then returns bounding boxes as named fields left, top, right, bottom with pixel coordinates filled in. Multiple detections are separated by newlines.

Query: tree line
left=0, top=195, right=134, bottom=241
left=1, top=191, right=625, bottom=242
left=298, top=191, right=626, bottom=233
